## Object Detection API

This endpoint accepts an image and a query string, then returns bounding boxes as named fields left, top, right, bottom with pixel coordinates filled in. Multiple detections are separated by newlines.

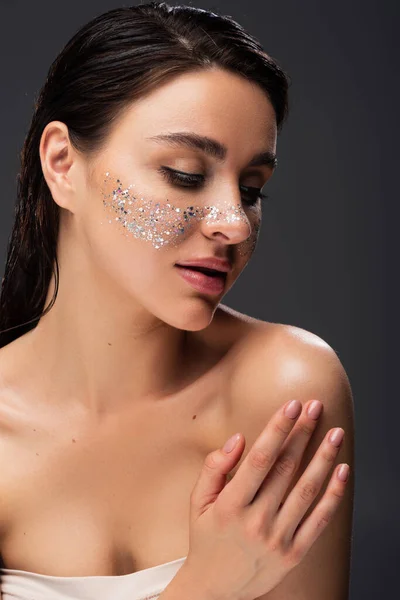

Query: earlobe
left=39, top=120, right=76, bottom=211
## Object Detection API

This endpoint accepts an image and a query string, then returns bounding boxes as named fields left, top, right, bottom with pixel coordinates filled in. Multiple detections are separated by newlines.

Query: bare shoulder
left=210, top=305, right=354, bottom=428
left=225, top=315, right=355, bottom=470
left=224, top=315, right=354, bottom=416
left=220, top=313, right=355, bottom=599
left=211, top=305, right=352, bottom=400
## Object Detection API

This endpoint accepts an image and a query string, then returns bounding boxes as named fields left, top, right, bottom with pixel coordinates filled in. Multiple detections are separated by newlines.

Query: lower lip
left=175, top=265, right=226, bottom=295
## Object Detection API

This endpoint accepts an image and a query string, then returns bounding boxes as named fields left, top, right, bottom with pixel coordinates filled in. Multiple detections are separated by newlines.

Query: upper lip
left=175, top=257, right=232, bottom=273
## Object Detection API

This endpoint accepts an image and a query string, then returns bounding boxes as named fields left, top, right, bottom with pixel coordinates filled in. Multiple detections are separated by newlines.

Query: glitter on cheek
left=237, top=219, right=261, bottom=258
left=100, top=172, right=260, bottom=252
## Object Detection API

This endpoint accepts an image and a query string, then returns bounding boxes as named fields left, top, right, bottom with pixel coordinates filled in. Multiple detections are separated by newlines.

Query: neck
left=20, top=271, right=191, bottom=418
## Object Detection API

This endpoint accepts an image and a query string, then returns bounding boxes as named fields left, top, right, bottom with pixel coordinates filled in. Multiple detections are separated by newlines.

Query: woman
left=0, top=2, right=354, bottom=600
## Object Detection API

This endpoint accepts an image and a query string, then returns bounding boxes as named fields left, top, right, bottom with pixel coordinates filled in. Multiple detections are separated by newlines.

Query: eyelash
left=158, top=166, right=269, bottom=206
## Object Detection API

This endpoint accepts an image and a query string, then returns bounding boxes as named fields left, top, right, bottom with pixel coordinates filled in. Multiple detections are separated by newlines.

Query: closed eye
left=158, top=166, right=269, bottom=207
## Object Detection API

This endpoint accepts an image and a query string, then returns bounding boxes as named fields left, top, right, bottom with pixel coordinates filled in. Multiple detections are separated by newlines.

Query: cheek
left=76, top=187, right=159, bottom=295
left=82, top=215, right=150, bottom=293
left=100, top=172, right=196, bottom=250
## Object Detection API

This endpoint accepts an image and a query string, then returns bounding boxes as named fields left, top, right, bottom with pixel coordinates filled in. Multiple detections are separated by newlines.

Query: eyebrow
left=146, top=131, right=278, bottom=169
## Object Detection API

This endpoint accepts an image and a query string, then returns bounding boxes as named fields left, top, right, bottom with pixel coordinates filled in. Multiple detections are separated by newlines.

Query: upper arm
left=229, top=324, right=355, bottom=600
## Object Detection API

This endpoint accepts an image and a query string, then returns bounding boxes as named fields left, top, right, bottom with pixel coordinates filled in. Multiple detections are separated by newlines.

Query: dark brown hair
left=0, top=1, right=290, bottom=348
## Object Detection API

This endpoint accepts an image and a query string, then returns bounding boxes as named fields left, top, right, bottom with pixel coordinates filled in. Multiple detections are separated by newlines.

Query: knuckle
left=203, top=451, right=220, bottom=471
left=298, top=420, right=315, bottom=436
left=265, top=531, right=284, bottom=554
left=215, top=501, right=240, bottom=526
left=250, top=447, right=274, bottom=472
left=274, top=454, right=297, bottom=478
left=299, top=480, right=318, bottom=503
left=316, top=510, right=332, bottom=529
left=287, top=544, right=303, bottom=567
left=331, top=485, right=346, bottom=500
left=245, top=514, right=267, bottom=540
left=273, top=420, right=292, bottom=436
left=321, top=448, right=336, bottom=464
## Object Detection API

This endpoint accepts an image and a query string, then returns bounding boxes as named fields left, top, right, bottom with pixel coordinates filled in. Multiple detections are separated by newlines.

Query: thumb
left=190, top=432, right=244, bottom=515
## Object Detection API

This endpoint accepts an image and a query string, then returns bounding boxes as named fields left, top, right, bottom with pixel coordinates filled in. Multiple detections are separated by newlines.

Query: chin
left=168, top=295, right=221, bottom=332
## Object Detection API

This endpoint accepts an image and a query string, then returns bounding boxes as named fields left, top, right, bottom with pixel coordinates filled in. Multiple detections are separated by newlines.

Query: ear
left=39, top=120, right=79, bottom=212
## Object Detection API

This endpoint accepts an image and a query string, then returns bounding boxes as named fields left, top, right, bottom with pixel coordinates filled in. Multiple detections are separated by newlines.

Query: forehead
left=113, top=68, right=277, bottom=155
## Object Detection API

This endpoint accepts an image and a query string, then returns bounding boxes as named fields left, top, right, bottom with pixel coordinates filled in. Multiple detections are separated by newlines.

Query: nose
left=199, top=195, right=252, bottom=245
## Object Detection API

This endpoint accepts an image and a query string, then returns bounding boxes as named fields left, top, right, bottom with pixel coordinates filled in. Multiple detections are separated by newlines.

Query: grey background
left=0, top=1, right=396, bottom=598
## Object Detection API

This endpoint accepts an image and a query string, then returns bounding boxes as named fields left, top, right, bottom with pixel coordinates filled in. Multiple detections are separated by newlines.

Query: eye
left=158, top=166, right=270, bottom=207
left=239, top=185, right=269, bottom=206
left=159, top=166, right=204, bottom=188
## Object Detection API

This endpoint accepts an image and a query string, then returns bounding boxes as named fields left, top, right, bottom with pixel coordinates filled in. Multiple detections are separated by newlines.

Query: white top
left=0, top=556, right=187, bottom=600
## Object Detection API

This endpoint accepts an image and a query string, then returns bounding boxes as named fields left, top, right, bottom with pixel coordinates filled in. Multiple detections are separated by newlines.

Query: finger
left=288, top=462, right=350, bottom=564
left=190, top=433, right=245, bottom=518
left=222, top=399, right=302, bottom=508
left=274, top=426, right=345, bottom=544
left=248, top=399, right=323, bottom=517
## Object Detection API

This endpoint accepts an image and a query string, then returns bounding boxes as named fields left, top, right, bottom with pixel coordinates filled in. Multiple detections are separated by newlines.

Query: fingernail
left=307, top=400, right=322, bottom=419
left=337, top=464, right=349, bottom=482
left=284, top=400, right=302, bottom=419
left=329, top=428, right=344, bottom=446
left=223, top=433, right=240, bottom=453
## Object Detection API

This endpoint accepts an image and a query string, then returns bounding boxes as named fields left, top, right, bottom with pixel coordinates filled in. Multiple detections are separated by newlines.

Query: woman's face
left=76, top=67, right=277, bottom=330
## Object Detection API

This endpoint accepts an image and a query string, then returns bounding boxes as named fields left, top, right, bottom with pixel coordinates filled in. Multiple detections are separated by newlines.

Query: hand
left=183, top=399, right=350, bottom=600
